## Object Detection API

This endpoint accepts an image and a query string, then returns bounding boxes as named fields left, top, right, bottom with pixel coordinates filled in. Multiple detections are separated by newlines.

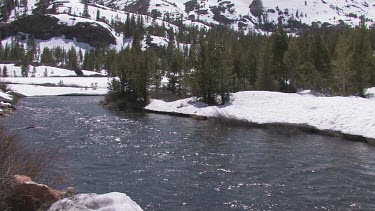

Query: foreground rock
left=7, top=175, right=74, bottom=211
left=0, top=90, right=16, bottom=117
left=48, top=192, right=143, bottom=211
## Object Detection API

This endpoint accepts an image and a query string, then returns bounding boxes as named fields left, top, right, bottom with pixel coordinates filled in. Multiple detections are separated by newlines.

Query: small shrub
left=0, top=125, right=65, bottom=210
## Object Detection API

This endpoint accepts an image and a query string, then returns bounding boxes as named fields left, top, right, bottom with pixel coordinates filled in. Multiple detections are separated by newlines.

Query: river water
left=2, top=96, right=375, bottom=210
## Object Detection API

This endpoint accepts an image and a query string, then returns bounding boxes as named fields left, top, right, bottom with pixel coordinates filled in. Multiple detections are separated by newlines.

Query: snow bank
left=146, top=91, right=375, bottom=139
left=48, top=192, right=143, bottom=211
left=2, top=77, right=109, bottom=89
left=0, top=64, right=110, bottom=96
left=6, top=84, right=107, bottom=96
left=366, top=87, right=375, bottom=98
left=0, top=90, right=13, bottom=101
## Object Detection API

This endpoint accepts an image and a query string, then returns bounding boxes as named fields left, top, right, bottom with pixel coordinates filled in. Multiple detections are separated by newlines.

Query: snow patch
left=146, top=91, right=375, bottom=139
left=0, top=90, right=13, bottom=101
left=48, top=192, right=143, bottom=211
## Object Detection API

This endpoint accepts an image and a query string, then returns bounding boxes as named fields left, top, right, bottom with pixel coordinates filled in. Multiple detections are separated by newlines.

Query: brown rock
left=7, top=175, right=69, bottom=211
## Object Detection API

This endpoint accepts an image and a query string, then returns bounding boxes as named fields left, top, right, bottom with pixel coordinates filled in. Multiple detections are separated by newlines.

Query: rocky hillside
left=97, top=0, right=375, bottom=32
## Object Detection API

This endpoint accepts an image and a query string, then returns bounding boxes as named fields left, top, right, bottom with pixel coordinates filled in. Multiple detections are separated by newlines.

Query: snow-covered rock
left=0, top=90, right=13, bottom=102
left=146, top=91, right=375, bottom=139
left=48, top=192, right=143, bottom=211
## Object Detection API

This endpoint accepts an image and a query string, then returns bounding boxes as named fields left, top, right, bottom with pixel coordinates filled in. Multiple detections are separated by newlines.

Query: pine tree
left=332, top=31, right=352, bottom=95
left=96, top=9, right=100, bottom=21
left=214, top=42, right=233, bottom=105
left=310, top=31, right=332, bottom=93
left=349, top=18, right=372, bottom=97
left=256, top=38, right=276, bottom=91
left=82, top=0, right=90, bottom=18
left=283, top=39, right=300, bottom=91
left=31, top=66, right=36, bottom=77
left=2, top=66, right=8, bottom=77
left=124, top=13, right=131, bottom=38
left=67, top=46, right=78, bottom=71
left=40, top=47, right=54, bottom=65
left=271, top=25, right=289, bottom=91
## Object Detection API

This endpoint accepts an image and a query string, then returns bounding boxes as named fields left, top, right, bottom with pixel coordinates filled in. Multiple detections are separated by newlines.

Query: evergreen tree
left=256, top=38, right=277, bottom=91
left=96, top=9, right=100, bottom=21
left=271, top=25, right=289, bottom=91
left=82, top=0, right=90, bottom=18
left=283, top=39, right=301, bottom=91
left=67, top=47, right=78, bottom=71
left=332, top=31, right=352, bottom=95
left=40, top=47, right=54, bottom=65
left=349, top=18, right=372, bottom=97
left=2, top=66, right=8, bottom=77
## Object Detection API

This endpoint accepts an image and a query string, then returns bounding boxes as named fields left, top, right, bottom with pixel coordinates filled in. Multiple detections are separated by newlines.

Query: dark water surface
left=2, top=96, right=375, bottom=210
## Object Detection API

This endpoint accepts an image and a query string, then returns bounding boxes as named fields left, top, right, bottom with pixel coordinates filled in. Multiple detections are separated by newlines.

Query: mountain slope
left=101, top=0, right=375, bottom=31
left=1, top=0, right=375, bottom=51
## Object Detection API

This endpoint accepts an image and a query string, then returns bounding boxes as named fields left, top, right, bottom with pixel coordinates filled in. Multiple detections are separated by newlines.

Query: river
left=2, top=96, right=375, bottom=210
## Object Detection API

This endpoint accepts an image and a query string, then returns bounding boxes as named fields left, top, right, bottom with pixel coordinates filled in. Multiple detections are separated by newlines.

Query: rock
left=0, top=101, right=16, bottom=117
left=191, top=114, right=208, bottom=120
left=6, top=175, right=71, bottom=211
left=48, top=192, right=143, bottom=211
left=1, top=15, right=116, bottom=47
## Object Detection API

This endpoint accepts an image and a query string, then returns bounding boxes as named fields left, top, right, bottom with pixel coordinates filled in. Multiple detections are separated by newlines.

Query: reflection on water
left=2, top=96, right=375, bottom=210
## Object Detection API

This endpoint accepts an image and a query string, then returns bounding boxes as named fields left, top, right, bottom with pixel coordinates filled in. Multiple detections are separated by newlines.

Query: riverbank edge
left=144, top=108, right=375, bottom=145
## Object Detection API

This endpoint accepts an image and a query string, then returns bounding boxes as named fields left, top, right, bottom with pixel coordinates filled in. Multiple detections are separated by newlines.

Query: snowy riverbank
left=146, top=91, right=375, bottom=140
left=0, top=64, right=109, bottom=96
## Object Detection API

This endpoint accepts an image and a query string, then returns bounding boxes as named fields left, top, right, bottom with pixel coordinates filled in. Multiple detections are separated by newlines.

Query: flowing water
left=2, top=96, right=375, bottom=210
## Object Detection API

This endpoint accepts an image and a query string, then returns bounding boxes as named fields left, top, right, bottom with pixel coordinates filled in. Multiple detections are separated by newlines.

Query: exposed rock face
left=249, top=0, right=264, bottom=17
left=6, top=175, right=74, bottom=211
left=0, top=15, right=116, bottom=47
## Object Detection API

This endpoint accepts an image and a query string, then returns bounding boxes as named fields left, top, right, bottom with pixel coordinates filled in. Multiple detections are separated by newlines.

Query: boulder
left=48, top=192, right=143, bottom=211
left=1, top=15, right=116, bottom=47
left=6, top=175, right=74, bottom=211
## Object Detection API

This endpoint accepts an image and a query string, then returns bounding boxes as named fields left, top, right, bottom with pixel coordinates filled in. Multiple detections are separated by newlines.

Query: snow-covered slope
left=4, top=0, right=375, bottom=47
left=102, top=0, right=375, bottom=32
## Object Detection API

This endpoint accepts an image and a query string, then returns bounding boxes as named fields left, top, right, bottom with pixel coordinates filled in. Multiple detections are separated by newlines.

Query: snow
left=0, top=64, right=105, bottom=77
left=5, top=0, right=375, bottom=41
left=48, top=192, right=143, bottom=211
left=146, top=91, right=375, bottom=139
left=0, top=64, right=109, bottom=96
left=7, top=84, right=107, bottom=96
left=1, top=36, right=94, bottom=55
left=0, top=101, right=12, bottom=106
left=0, top=90, right=13, bottom=101
left=366, top=87, right=375, bottom=98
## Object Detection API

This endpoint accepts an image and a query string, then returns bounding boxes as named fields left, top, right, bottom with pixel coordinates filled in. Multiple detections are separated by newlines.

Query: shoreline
left=144, top=108, right=375, bottom=144
left=0, top=89, right=375, bottom=145
left=145, top=91, right=375, bottom=144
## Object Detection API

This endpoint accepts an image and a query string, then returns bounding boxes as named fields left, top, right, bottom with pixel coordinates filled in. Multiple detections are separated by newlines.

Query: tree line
left=1, top=15, right=375, bottom=106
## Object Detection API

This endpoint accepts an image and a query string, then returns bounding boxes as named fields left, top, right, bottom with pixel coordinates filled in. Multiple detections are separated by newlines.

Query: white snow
left=6, top=84, right=107, bottom=96
left=1, top=36, right=94, bottom=56
left=0, top=90, right=13, bottom=101
left=146, top=91, right=375, bottom=139
left=1, top=64, right=109, bottom=96
left=0, top=64, right=105, bottom=77
left=48, top=192, right=143, bottom=211
left=366, top=87, right=375, bottom=98
left=0, top=101, right=12, bottom=107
